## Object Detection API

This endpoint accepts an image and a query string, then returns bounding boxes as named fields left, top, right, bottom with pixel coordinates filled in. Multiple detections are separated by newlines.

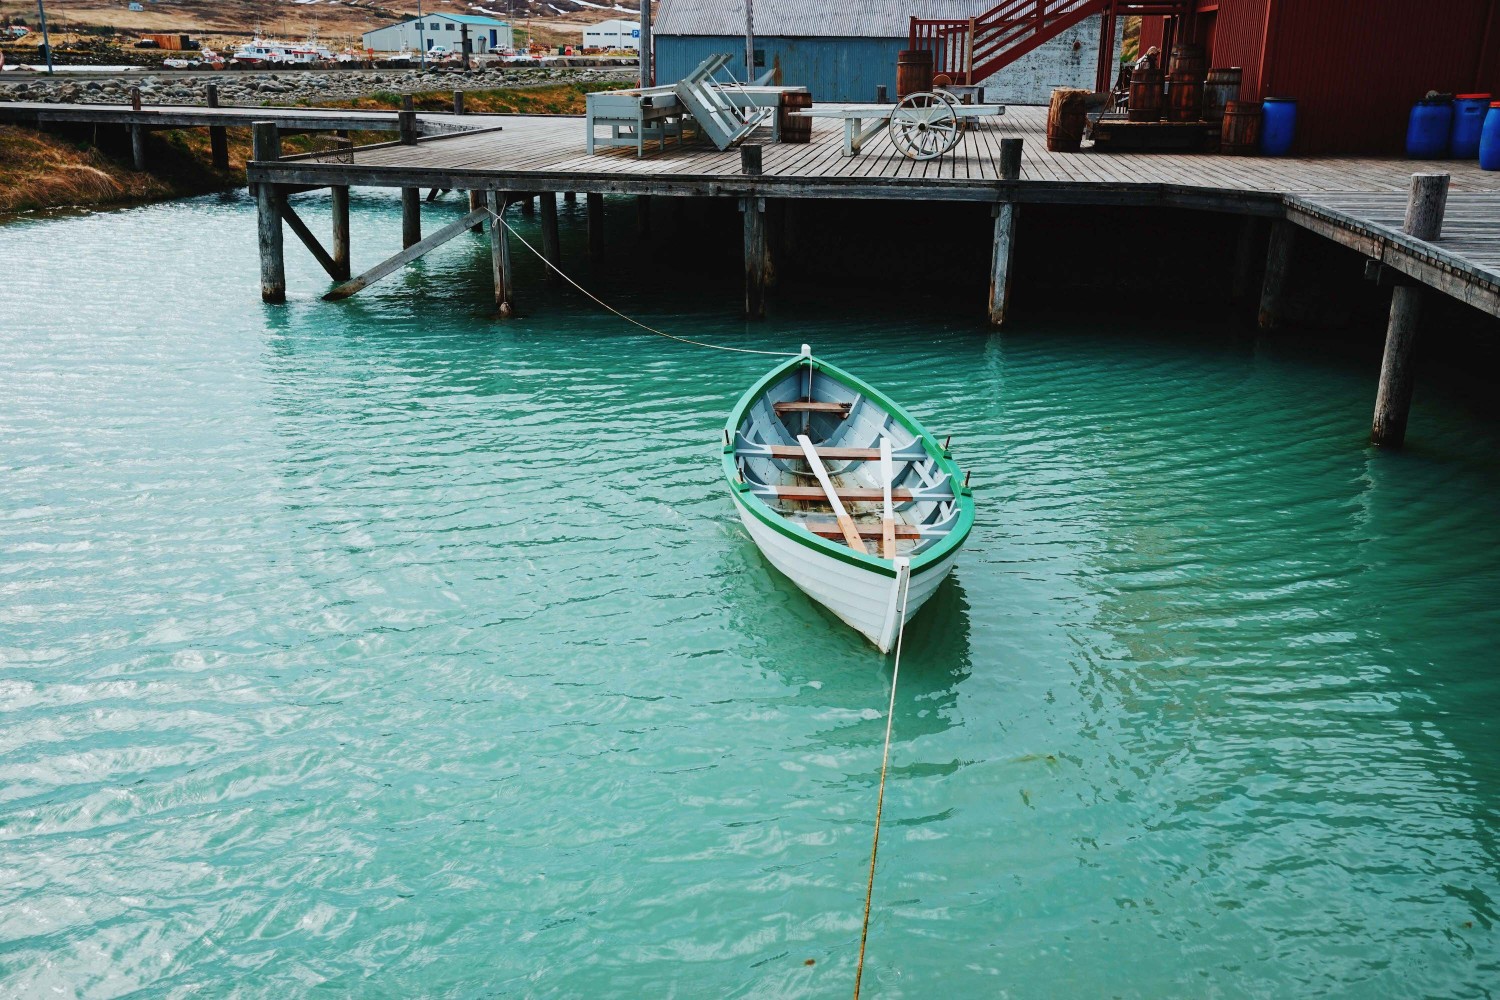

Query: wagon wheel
left=888, top=92, right=961, bottom=160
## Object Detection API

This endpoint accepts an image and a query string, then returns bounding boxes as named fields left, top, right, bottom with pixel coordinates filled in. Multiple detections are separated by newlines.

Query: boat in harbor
left=724, top=348, right=974, bottom=652
left=231, top=36, right=336, bottom=67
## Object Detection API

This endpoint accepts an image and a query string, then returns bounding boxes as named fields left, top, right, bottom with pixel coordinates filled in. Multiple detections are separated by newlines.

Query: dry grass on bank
left=317, top=80, right=625, bottom=116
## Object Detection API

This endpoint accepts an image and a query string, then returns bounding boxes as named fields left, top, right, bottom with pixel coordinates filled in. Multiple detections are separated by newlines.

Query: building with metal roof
left=363, top=14, right=513, bottom=56
left=653, top=0, right=1120, bottom=104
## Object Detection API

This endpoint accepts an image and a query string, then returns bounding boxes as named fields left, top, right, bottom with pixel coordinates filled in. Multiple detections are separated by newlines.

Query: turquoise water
left=2, top=191, right=1499, bottom=998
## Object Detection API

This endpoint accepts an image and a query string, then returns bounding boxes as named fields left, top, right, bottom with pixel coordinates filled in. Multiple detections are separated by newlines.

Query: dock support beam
left=489, top=191, right=514, bottom=318
left=206, top=84, right=228, bottom=170
left=1231, top=216, right=1258, bottom=303
left=1371, top=173, right=1449, bottom=449
left=989, top=137, right=1023, bottom=326
left=1258, top=219, right=1295, bottom=329
left=253, top=122, right=285, bottom=304
left=637, top=195, right=651, bottom=235
left=468, top=190, right=485, bottom=233
left=588, top=192, right=604, bottom=259
left=130, top=124, right=147, bottom=172
left=331, top=185, right=351, bottom=282
left=741, top=196, right=768, bottom=320
left=540, top=192, right=561, bottom=276
left=401, top=187, right=421, bottom=249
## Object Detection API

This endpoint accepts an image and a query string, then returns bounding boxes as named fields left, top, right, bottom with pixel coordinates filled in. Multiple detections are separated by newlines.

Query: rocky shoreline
left=0, top=66, right=636, bottom=108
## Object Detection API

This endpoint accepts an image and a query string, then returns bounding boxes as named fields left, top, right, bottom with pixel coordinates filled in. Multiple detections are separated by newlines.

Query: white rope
left=484, top=206, right=793, bottom=358
left=852, top=568, right=912, bottom=999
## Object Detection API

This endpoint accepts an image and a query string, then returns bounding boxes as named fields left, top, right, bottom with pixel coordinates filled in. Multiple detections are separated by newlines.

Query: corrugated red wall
left=1135, top=0, right=1500, bottom=154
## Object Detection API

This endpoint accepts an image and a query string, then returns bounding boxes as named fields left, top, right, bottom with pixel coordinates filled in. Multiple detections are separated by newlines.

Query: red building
left=1137, top=0, right=1500, bottom=154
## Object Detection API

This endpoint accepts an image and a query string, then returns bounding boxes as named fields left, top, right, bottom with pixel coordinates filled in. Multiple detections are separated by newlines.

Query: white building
left=362, top=14, right=512, bottom=56
left=583, top=18, right=641, bottom=51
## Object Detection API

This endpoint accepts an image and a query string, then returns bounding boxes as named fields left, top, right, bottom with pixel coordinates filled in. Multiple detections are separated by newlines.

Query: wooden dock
left=10, top=99, right=1495, bottom=448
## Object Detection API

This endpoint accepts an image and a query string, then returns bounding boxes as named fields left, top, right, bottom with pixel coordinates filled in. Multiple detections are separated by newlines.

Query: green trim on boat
left=722, top=353, right=975, bottom=578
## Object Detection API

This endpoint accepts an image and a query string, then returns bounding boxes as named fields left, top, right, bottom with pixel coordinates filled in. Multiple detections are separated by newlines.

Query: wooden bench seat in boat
left=761, top=445, right=880, bottom=460
left=770, top=486, right=915, bottom=502
left=773, top=400, right=851, bottom=416
left=802, top=520, right=924, bottom=540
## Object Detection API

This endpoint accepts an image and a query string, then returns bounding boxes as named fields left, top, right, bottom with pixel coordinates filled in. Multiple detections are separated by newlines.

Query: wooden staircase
left=909, top=0, right=1194, bottom=93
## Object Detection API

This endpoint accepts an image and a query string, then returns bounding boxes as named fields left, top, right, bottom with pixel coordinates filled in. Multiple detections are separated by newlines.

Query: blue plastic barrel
left=1406, top=98, right=1453, bottom=158
left=1452, top=94, right=1492, bottom=158
left=1261, top=97, right=1296, bottom=156
left=1480, top=103, right=1500, bottom=171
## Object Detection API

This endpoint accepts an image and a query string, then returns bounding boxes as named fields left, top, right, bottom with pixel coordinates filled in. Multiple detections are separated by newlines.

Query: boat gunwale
left=722, top=353, right=975, bottom=580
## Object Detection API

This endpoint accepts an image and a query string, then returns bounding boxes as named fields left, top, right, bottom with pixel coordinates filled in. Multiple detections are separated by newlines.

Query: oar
left=879, top=437, right=896, bottom=560
left=797, top=434, right=867, bottom=554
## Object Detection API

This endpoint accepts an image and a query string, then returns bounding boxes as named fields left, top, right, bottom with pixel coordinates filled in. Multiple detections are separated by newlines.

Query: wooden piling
left=453, top=91, right=465, bottom=116
left=1258, top=219, right=1295, bottom=329
left=399, top=110, right=417, bottom=146
left=130, top=124, right=147, bottom=172
left=540, top=193, right=561, bottom=276
left=1371, top=172, right=1450, bottom=448
left=741, top=196, right=768, bottom=320
left=488, top=191, right=515, bottom=318
left=331, top=185, right=351, bottom=281
left=402, top=188, right=422, bottom=248
left=637, top=195, right=651, bottom=236
left=520, top=195, right=535, bottom=216
left=989, top=137, right=1022, bottom=326
left=469, top=190, right=485, bottom=233
left=587, top=192, right=604, bottom=258
left=206, top=84, right=228, bottom=170
left=1230, top=216, right=1259, bottom=303
left=563, top=191, right=577, bottom=204
left=253, top=122, right=285, bottom=304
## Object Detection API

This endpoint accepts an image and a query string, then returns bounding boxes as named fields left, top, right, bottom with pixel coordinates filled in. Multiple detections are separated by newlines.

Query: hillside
left=0, top=0, right=651, bottom=52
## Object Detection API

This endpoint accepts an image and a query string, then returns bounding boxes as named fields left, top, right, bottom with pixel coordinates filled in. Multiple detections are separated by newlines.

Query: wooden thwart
left=774, top=400, right=851, bottom=416
left=325, top=206, right=489, bottom=300
left=803, top=521, right=922, bottom=540
left=762, top=444, right=879, bottom=460
left=772, top=486, right=915, bottom=502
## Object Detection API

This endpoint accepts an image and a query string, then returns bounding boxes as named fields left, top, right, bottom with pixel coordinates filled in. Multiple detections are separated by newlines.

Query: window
left=428, top=22, right=439, bottom=30
left=445, top=23, right=455, bottom=30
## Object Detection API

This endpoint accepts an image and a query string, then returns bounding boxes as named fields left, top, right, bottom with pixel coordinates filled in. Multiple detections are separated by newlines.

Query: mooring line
left=484, top=208, right=794, bottom=358
left=853, top=568, right=913, bottom=999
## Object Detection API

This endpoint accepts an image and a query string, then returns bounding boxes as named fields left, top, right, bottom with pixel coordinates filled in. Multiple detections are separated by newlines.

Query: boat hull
left=732, top=491, right=957, bottom=653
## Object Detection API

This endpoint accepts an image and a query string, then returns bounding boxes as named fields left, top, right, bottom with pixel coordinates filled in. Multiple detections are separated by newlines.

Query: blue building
left=653, top=0, right=1120, bottom=105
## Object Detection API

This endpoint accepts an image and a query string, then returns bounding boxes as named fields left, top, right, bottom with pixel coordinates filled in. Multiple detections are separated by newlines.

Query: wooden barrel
left=1203, top=67, right=1243, bottom=126
left=779, top=91, right=812, bottom=144
left=897, top=49, right=933, bottom=100
left=1168, top=43, right=1206, bottom=80
left=1221, top=99, right=1262, bottom=155
left=1046, top=87, right=1089, bottom=152
left=1128, top=66, right=1164, bottom=122
left=1167, top=71, right=1204, bottom=121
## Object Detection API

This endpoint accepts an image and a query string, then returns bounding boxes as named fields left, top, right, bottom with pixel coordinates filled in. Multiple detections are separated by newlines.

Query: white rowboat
left=724, top=348, right=974, bottom=652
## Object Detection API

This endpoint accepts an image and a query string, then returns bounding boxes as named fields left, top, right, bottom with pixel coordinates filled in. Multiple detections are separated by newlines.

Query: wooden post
left=488, top=190, right=514, bottom=318
left=401, top=187, right=422, bottom=249
left=1257, top=219, right=1295, bottom=329
left=468, top=190, right=485, bottom=233
left=331, top=185, right=351, bottom=281
left=520, top=195, right=535, bottom=216
left=587, top=192, right=604, bottom=259
left=130, top=86, right=142, bottom=112
left=989, top=137, right=1022, bottom=326
left=563, top=191, right=577, bottom=204
left=401, top=94, right=415, bottom=112
left=206, top=84, right=228, bottom=170
left=1371, top=172, right=1450, bottom=448
left=637, top=195, right=651, bottom=235
left=453, top=90, right=465, bottom=115
left=399, top=110, right=417, bottom=146
left=1230, top=215, right=1258, bottom=303
left=130, top=124, right=147, bottom=172
left=540, top=192, right=561, bottom=276
left=253, top=122, right=285, bottom=304
left=741, top=196, right=767, bottom=320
